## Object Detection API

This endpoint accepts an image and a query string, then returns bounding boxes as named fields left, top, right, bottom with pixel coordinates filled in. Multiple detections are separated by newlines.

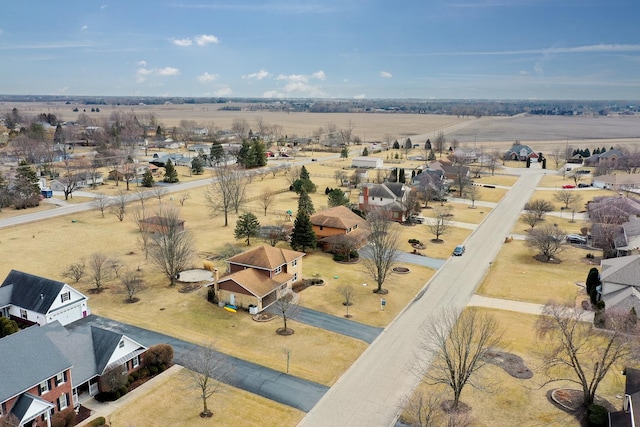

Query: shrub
left=145, top=344, right=174, bottom=367
left=131, top=371, right=139, bottom=381
left=51, top=407, right=76, bottom=427
left=159, top=363, right=166, bottom=372
left=113, top=391, right=121, bottom=400
left=408, top=238, right=420, bottom=244
left=127, top=375, right=134, bottom=385
left=333, top=253, right=346, bottom=262
left=149, top=365, right=159, bottom=375
left=596, top=300, right=605, bottom=310
left=586, top=253, right=595, bottom=259
left=139, top=367, right=149, bottom=378
left=88, top=417, right=106, bottom=427
left=587, top=404, right=607, bottom=426
left=349, top=250, right=359, bottom=259
left=118, top=386, right=128, bottom=396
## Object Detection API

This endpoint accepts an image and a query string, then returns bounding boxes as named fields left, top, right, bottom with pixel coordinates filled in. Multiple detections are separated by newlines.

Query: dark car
left=578, top=183, right=591, bottom=188
left=566, top=234, right=587, bottom=244
left=453, top=245, right=466, bottom=256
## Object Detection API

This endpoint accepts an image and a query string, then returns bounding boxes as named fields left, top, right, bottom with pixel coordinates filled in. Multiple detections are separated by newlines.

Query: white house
left=0, top=270, right=90, bottom=326
left=351, top=156, right=383, bottom=169
left=599, top=255, right=640, bottom=314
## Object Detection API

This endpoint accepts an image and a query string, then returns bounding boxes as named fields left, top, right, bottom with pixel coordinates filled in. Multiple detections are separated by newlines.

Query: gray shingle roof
left=0, top=325, right=72, bottom=403
left=92, top=326, right=125, bottom=374
left=601, top=255, right=640, bottom=286
left=10, top=393, right=54, bottom=424
left=42, top=322, right=99, bottom=385
left=1, top=270, right=66, bottom=314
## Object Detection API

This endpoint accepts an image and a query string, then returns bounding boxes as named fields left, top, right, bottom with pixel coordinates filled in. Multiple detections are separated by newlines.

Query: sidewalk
left=468, top=294, right=595, bottom=322
left=77, top=364, right=184, bottom=426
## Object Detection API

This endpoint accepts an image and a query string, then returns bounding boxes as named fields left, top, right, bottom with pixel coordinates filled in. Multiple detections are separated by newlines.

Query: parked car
left=578, top=183, right=591, bottom=188
left=409, top=214, right=426, bottom=224
left=566, top=234, right=587, bottom=244
left=453, top=245, right=466, bottom=256
left=562, top=184, right=576, bottom=189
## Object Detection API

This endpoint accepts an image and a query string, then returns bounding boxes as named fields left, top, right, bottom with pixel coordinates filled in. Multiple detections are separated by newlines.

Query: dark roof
left=92, top=326, right=125, bottom=374
left=1, top=270, right=66, bottom=314
left=599, top=149, right=625, bottom=159
left=384, top=182, right=406, bottom=198
left=0, top=325, right=72, bottom=403
left=10, top=393, right=54, bottom=425
left=625, top=367, right=640, bottom=395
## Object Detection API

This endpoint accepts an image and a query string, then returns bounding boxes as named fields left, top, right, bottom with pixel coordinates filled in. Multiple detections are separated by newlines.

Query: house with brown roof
left=310, top=206, right=370, bottom=252
left=213, top=245, right=305, bottom=312
left=139, top=216, right=185, bottom=234
left=599, top=255, right=640, bottom=314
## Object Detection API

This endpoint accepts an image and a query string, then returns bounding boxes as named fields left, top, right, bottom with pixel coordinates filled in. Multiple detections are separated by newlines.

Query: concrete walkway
left=78, top=364, right=185, bottom=426
left=468, top=294, right=595, bottom=322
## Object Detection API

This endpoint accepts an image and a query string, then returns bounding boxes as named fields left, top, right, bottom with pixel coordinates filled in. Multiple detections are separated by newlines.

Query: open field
left=108, top=367, right=305, bottom=427
left=476, top=240, right=597, bottom=306
left=400, top=308, right=628, bottom=427
left=512, top=215, right=590, bottom=237
left=528, top=188, right=613, bottom=209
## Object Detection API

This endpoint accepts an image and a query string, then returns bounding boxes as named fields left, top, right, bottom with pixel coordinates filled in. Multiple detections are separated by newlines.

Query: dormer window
left=119, top=340, right=125, bottom=348
left=61, top=292, right=71, bottom=303
left=274, top=266, right=282, bottom=275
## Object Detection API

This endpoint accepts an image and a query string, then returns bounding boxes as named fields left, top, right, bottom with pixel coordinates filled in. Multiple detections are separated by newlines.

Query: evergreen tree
left=0, top=171, right=10, bottom=211
left=290, top=210, right=316, bottom=252
left=163, top=159, right=179, bottom=183
left=141, top=170, right=154, bottom=187
left=210, top=141, right=225, bottom=166
left=156, top=125, right=162, bottom=138
left=428, top=149, right=437, bottom=161
left=234, top=212, right=261, bottom=245
left=191, top=157, right=204, bottom=175
left=601, top=146, right=607, bottom=153
left=300, top=165, right=310, bottom=180
left=340, top=146, right=350, bottom=159
left=362, top=147, right=369, bottom=156
left=297, top=188, right=315, bottom=215
left=253, top=140, right=267, bottom=167
left=585, top=267, right=600, bottom=296
left=11, top=161, right=40, bottom=209
left=54, top=124, right=65, bottom=144
left=398, top=168, right=406, bottom=183
left=389, top=168, right=398, bottom=183
left=327, top=188, right=350, bottom=207
left=425, top=139, right=432, bottom=150
left=404, top=138, right=412, bottom=150
left=393, top=140, right=400, bottom=149
left=236, top=140, right=253, bottom=167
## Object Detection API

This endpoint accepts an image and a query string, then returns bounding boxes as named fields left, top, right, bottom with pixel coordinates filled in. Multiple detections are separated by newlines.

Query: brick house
left=310, top=206, right=370, bottom=252
left=213, top=245, right=305, bottom=312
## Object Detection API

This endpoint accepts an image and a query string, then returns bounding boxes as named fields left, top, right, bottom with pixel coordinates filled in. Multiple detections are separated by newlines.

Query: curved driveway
left=299, top=168, right=546, bottom=427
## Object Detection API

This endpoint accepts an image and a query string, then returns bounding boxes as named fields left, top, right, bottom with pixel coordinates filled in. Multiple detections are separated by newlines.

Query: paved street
left=299, top=168, right=545, bottom=427
left=66, top=315, right=328, bottom=412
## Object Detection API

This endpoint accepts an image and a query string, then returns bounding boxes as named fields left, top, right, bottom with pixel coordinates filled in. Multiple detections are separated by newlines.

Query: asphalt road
left=299, top=167, right=545, bottom=427
left=286, top=306, right=383, bottom=344
left=66, top=315, right=328, bottom=412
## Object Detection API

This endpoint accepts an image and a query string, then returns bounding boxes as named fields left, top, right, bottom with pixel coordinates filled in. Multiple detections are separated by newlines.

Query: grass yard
left=400, top=308, right=626, bottom=427
left=300, top=253, right=435, bottom=327
left=108, top=367, right=304, bottom=427
left=472, top=174, right=519, bottom=187
left=476, top=240, right=598, bottom=305
left=528, top=188, right=616, bottom=209
left=395, top=222, right=473, bottom=259
left=511, top=215, right=590, bottom=236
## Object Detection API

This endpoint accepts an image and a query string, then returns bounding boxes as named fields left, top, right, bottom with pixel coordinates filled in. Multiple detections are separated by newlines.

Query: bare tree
left=536, top=302, right=633, bottom=407
left=99, top=364, right=128, bottom=393
left=554, top=190, right=582, bottom=210
left=264, top=222, right=288, bottom=247
left=88, top=252, right=110, bottom=291
left=274, top=291, right=299, bottom=336
left=567, top=170, right=583, bottom=187
left=522, top=199, right=553, bottom=229
left=110, top=190, right=128, bottom=222
left=231, top=118, right=250, bottom=141
left=362, top=210, right=401, bottom=294
left=109, top=256, right=122, bottom=278
left=434, top=131, right=446, bottom=157
left=550, top=146, right=564, bottom=169
left=334, top=170, right=348, bottom=185
left=400, top=391, right=443, bottom=427
left=134, top=188, right=150, bottom=209
left=131, top=207, right=152, bottom=259
left=258, top=190, right=275, bottom=216
left=149, top=205, right=196, bottom=286
left=415, top=307, right=503, bottom=411
left=62, top=260, right=86, bottom=283
left=182, top=343, right=231, bottom=418
left=120, top=268, right=145, bottom=303
left=526, top=223, right=566, bottom=261
left=205, top=165, right=247, bottom=226
left=336, top=284, right=356, bottom=318
left=179, top=193, right=190, bottom=206
left=464, top=183, right=479, bottom=208
left=151, top=186, right=168, bottom=203
left=426, top=207, right=452, bottom=242
left=92, top=194, right=109, bottom=218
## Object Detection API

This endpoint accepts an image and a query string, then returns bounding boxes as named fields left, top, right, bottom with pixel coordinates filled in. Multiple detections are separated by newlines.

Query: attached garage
left=215, top=269, right=290, bottom=312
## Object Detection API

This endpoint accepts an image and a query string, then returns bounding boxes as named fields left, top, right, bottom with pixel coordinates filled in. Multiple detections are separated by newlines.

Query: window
left=132, top=355, right=140, bottom=368
left=347, top=227, right=352, bottom=233
left=20, top=309, right=27, bottom=320
left=319, top=226, right=323, bottom=230
left=60, top=292, right=71, bottom=303
left=292, top=259, right=297, bottom=267
left=118, top=340, right=125, bottom=348
left=274, top=266, right=282, bottom=275
left=39, top=381, right=49, bottom=394
left=58, top=393, right=68, bottom=410
left=56, top=372, right=65, bottom=386
left=353, top=224, right=358, bottom=229
left=293, top=273, right=298, bottom=282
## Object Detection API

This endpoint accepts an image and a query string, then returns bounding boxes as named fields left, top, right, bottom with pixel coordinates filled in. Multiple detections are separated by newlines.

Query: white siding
left=104, top=336, right=145, bottom=369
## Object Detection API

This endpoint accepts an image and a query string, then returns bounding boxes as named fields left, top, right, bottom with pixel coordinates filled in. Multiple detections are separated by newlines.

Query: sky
left=1, top=1, right=639, bottom=100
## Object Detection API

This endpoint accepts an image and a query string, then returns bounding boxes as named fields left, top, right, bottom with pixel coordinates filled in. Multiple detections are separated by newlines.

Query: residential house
left=213, top=245, right=305, bottom=312
left=0, top=321, right=147, bottom=427
left=310, top=206, right=370, bottom=252
left=0, top=270, right=90, bottom=327
left=0, top=325, right=73, bottom=427
left=351, top=157, right=383, bottom=169
left=599, top=255, right=640, bottom=314
left=452, top=147, right=479, bottom=163
left=139, top=216, right=185, bottom=234
left=609, top=367, right=640, bottom=427
left=412, top=169, right=448, bottom=202
left=592, top=174, right=640, bottom=192
left=49, top=172, right=104, bottom=191
left=504, top=144, right=539, bottom=162
left=613, top=218, right=640, bottom=256
left=598, top=149, right=626, bottom=169
left=359, top=182, right=410, bottom=222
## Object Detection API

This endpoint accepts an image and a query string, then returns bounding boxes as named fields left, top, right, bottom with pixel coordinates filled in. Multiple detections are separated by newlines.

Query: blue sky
left=1, top=1, right=639, bottom=100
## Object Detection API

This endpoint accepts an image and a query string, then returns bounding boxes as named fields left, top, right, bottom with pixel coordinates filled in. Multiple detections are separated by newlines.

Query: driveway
left=360, top=246, right=446, bottom=270
left=268, top=306, right=383, bottom=344
left=66, top=315, right=327, bottom=412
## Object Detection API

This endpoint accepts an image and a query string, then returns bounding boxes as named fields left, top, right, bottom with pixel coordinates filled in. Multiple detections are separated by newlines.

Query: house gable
left=1, top=270, right=65, bottom=314
left=226, top=245, right=305, bottom=272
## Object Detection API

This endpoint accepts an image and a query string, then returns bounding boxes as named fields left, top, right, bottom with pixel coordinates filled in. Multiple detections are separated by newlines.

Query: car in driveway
left=566, top=234, right=587, bottom=244
left=562, top=184, right=576, bottom=189
left=453, top=245, right=466, bottom=256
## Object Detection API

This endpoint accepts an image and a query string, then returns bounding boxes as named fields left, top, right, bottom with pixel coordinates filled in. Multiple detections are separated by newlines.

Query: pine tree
left=327, top=188, right=350, bottom=207
left=0, top=171, right=10, bottom=211
left=425, top=139, right=432, bottom=150
left=234, top=212, right=260, bottom=245
left=300, top=165, right=310, bottom=180
left=404, top=138, right=412, bottom=150
left=210, top=141, right=225, bottom=166
left=393, top=140, right=400, bottom=149
left=253, top=140, right=267, bottom=167
left=54, top=124, right=65, bottom=144
left=399, top=168, right=406, bottom=183
left=12, top=161, right=41, bottom=209
left=191, top=157, right=204, bottom=175
left=428, top=149, right=436, bottom=161
left=163, top=159, right=179, bottom=183
left=297, top=188, right=315, bottom=215
left=141, top=170, right=154, bottom=187
left=362, top=147, right=369, bottom=156
left=290, top=210, right=316, bottom=252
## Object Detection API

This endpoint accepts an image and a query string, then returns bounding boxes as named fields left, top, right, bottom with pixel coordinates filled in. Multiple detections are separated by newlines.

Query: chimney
left=363, top=186, right=369, bottom=211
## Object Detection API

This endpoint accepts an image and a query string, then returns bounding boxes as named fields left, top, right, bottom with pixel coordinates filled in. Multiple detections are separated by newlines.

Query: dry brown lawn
left=401, top=308, right=626, bottom=427
left=475, top=174, right=519, bottom=187
left=529, top=188, right=616, bottom=209
left=476, top=240, right=598, bottom=305
left=512, top=215, right=590, bottom=236
left=108, top=367, right=304, bottom=427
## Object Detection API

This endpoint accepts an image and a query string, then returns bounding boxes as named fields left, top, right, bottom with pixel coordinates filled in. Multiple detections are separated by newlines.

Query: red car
left=562, top=184, right=575, bottom=189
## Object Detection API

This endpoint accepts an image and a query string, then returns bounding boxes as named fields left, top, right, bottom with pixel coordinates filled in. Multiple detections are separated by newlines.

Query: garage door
left=49, top=303, right=83, bottom=326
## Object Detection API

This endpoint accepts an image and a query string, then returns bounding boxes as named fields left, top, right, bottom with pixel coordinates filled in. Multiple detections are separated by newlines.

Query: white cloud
left=195, top=34, right=219, bottom=46
left=311, top=70, right=326, bottom=80
left=157, top=67, right=180, bottom=76
left=354, top=94, right=366, bottom=99
left=243, top=69, right=270, bottom=80
left=81, top=25, right=88, bottom=31
left=215, top=86, right=233, bottom=96
left=262, top=90, right=281, bottom=98
left=198, top=72, right=219, bottom=83
left=380, top=71, right=393, bottom=78
left=136, top=60, right=147, bottom=67
left=173, top=38, right=193, bottom=47
left=519, top=70, right=529, bottom=75
left=265, top=70, right=327, bottom=97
